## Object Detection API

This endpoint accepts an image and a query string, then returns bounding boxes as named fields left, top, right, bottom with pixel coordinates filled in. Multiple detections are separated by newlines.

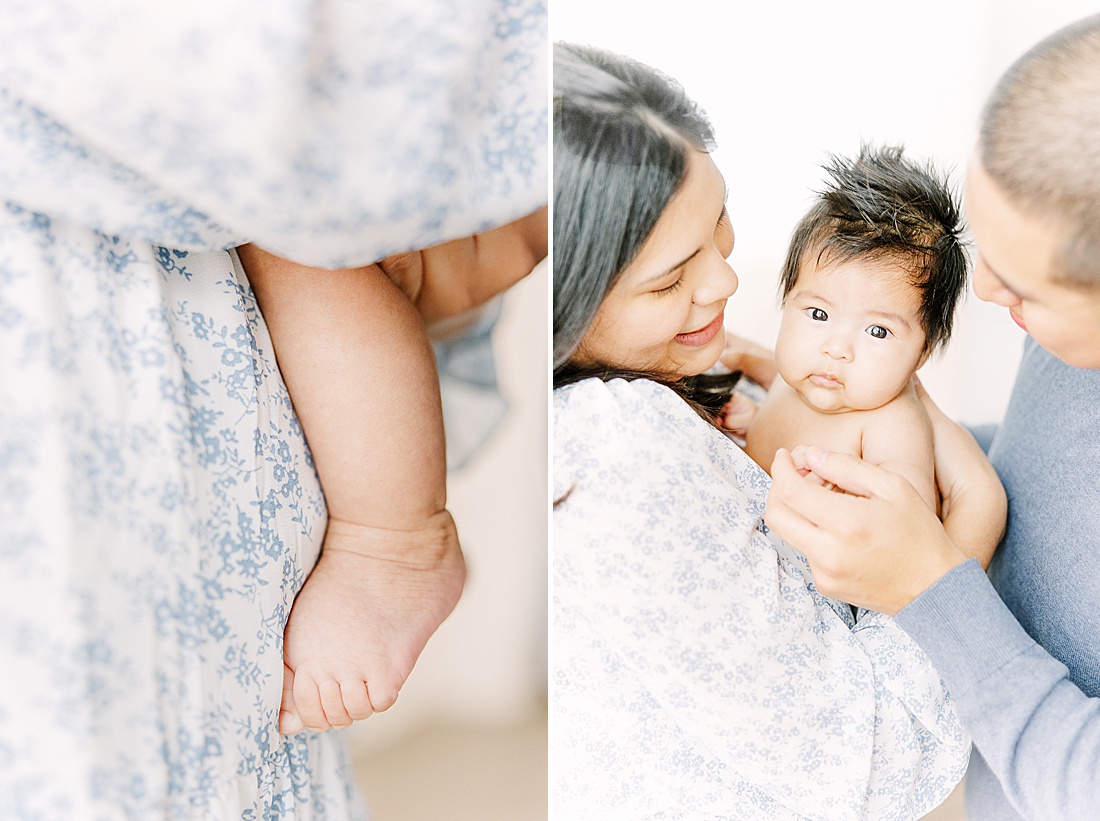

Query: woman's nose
left=972, top=257, right=1019, bottom=308
left=692, top=259, right=739, bottom=305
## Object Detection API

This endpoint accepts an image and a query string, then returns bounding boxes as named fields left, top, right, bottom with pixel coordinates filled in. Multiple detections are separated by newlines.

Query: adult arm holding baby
left=765, top=382, right=1005, bottom=616
left=766, top=365, right=1100, bottom=820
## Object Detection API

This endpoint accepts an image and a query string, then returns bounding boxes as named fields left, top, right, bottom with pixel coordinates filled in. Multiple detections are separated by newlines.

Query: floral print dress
left=553, top=378, right=969, bottom=820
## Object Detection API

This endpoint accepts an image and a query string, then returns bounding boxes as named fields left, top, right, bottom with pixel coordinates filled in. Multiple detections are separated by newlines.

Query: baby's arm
left=238, top=244, right=465, bottom=735
left=914, top=380, right=1003, bottom=570
left=859, top=395, right=937, bottom=512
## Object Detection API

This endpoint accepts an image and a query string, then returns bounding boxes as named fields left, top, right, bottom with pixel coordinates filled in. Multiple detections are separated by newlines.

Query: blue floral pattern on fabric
left=0, top=211, right=353, bottom=818
left=0, top=1, right=545, bottom=818
left=552, top=378, right=969, bottom=820
left=0, top=0, right=547, bottom=268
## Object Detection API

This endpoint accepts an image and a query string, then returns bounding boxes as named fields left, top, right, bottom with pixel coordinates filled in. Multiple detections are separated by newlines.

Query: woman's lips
left=674, top=313, right=724, bottom=347
left=1009, top=307, right=1027, bottom=331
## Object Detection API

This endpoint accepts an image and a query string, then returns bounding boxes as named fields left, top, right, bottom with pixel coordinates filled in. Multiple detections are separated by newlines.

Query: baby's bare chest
left=745, top=389, right=866, bottom=470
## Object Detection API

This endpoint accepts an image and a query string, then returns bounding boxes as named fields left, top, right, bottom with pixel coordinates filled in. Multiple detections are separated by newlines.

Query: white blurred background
left=555, top=0, right=1098, bottom=428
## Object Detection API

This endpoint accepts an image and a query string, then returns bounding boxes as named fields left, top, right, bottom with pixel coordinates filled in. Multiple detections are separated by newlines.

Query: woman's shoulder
left=553, top=376, right=765, bottom=502
left=554, top=376, right=700, bottom=424
left=554, top=376, right=717, bottom=455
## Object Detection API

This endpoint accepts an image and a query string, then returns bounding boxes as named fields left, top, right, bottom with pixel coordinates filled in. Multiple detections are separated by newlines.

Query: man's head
left=972, top=14, right=1100, bottom=368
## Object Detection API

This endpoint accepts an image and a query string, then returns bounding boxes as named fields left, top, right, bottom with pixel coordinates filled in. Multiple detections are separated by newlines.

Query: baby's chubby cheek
left=771, top=337, right=801, bottom=385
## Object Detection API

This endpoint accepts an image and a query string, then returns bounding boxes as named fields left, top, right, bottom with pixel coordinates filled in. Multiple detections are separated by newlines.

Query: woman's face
left=572, top=150, right=738, bottom=378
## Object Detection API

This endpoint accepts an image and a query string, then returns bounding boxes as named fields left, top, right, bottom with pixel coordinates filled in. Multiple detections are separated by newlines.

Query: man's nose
left=973, top=257, right=1019, bottom=308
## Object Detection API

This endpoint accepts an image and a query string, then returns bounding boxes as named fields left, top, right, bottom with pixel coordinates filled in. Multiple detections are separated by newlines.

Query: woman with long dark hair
left=552, top=41, right=1003, bottom=819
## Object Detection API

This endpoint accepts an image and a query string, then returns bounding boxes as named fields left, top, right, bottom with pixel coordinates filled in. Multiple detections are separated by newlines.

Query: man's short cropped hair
left=980, top=14, right=1100, bottom=288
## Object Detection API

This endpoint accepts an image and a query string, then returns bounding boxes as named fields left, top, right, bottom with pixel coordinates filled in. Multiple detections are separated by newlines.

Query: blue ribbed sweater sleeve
left=896, top=560, right=1100, bottom=818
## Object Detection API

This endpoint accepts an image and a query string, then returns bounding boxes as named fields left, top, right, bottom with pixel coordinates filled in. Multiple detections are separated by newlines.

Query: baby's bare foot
left=280, top=511, right=465, bottom=734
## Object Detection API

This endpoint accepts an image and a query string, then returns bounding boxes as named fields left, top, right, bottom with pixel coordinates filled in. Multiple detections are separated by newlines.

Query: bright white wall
left=554, top=0, right=1097, bottom=425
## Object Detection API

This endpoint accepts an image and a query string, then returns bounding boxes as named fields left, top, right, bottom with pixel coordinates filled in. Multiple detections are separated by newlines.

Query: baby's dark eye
left=867, top=325, right=889, bottom=339
left=809, top=308, right=828, bottom=321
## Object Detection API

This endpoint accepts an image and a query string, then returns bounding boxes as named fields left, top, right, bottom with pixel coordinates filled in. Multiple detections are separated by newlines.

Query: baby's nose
left=822, top=335, right=853, bottom=360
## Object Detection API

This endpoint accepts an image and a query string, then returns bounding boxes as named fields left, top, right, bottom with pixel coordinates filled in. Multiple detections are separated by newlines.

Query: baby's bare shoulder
left=859, top=389, right=934, bottom=475
left=863, top=388, right=933, bottom=437
left=858, top=389, right=936, bottom=506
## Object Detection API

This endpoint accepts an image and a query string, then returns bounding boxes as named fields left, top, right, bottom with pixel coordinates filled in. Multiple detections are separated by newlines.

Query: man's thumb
left=793, top=446, right=877, bottom=497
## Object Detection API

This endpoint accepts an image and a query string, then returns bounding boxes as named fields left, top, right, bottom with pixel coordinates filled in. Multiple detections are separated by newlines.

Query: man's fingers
left=766, top=450, right=829, bottom=546
left=788, top=446, right=885, bottom=499
left=770, top=447, right=880, bottom=537
left=769, top=449, right=839, bottom=525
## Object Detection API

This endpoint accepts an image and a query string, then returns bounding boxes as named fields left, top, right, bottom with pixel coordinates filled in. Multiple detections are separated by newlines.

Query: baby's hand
left=719, top=332, right=777, bottom=390
left=279, top=511, right=465, bottom=734
left=788, top=445, right=835, bottom=489
left=719, top=393, right=760, bottom=440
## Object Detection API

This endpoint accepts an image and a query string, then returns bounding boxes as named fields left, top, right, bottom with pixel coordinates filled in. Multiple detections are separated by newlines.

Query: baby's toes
left=340, top=678, right=373, bottom=722
left=279, top=709, right=305, bottom=735
left=318, top=678, right=353, bottom=729
left=279, top=662, right=305, bottom=735
left=293, top=672, right=332, bottom=733
left=366, top=678, right=400, bottom=714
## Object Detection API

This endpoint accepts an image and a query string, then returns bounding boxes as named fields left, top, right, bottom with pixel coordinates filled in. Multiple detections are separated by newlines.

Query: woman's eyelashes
left=652, top=209, right=731, bottom=297
left=653, top=274, right=685, bottom=296
left=715, top=208, right=734, bottom=255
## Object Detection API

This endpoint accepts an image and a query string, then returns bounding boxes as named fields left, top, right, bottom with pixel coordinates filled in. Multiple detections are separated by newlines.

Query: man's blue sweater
left=897, top=337, right=1100, bottom=819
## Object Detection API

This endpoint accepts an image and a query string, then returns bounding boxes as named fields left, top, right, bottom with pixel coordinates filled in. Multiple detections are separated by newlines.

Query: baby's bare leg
left=238, top=244, right=458, bottom=734
left=241, top=213, right=547, bottom=733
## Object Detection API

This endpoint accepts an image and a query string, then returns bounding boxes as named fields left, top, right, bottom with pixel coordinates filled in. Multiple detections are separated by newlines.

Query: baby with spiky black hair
left=745, top=145, right=967, bottom=509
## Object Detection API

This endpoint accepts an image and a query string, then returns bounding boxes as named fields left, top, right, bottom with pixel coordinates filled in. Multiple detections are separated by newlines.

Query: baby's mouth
left=808, top=373, right=842, bottom=388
